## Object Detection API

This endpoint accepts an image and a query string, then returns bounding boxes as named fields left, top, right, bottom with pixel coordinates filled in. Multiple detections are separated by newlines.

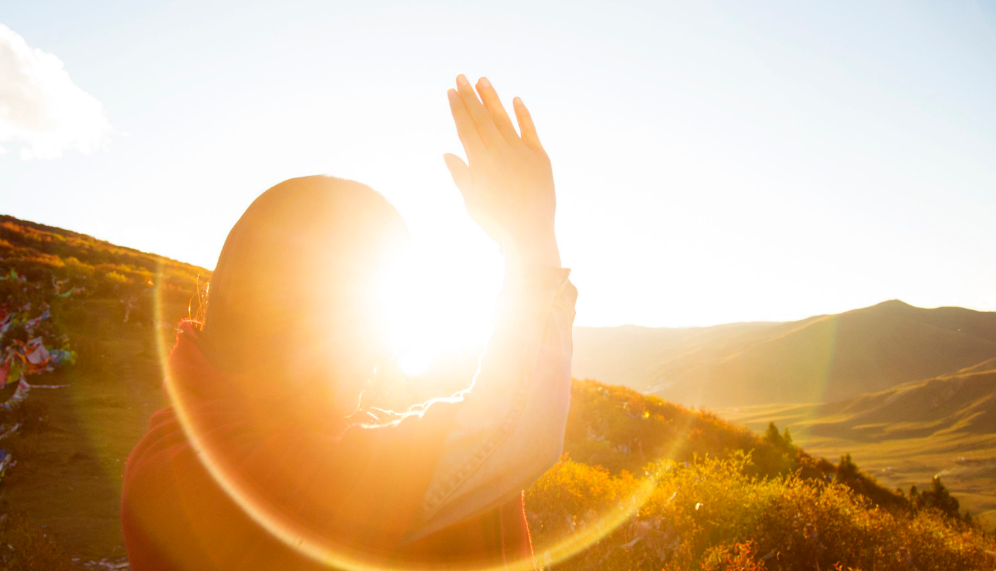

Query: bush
left=523, top=381, right=995, bottom=570
left=526, top=455, right=996, bottom=570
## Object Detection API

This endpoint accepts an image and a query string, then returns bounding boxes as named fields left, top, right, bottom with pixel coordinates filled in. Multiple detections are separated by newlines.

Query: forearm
left=405, top=265, right=577, bottom=541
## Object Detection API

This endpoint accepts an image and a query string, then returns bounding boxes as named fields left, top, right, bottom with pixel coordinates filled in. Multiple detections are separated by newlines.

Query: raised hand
left=444, top=75, right=560, bottom=268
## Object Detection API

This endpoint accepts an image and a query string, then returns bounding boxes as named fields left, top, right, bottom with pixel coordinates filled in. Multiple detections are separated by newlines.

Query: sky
left=2, top=0, right=995, bottom=343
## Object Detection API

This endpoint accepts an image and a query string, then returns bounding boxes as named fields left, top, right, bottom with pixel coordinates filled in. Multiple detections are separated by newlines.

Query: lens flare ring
left=153, top=277, right=680, bottom=570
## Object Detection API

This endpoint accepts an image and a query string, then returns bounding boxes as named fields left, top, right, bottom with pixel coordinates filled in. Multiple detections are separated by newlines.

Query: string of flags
left=1, top=268, right=78, bottom=410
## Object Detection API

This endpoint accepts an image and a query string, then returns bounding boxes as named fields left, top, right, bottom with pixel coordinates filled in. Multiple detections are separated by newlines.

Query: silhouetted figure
left=121, top=75, right=576, bottom=570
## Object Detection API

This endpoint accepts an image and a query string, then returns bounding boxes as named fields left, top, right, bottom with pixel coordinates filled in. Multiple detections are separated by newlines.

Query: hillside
left=811, top=361, right=996, bottom=439
left=574, top=300, right=996, bottom=408
left=0, top=215, right=207, bottom=567
left=0, top=214, right=206, bottom=288
left=530, top=381, right=994, bottom=570
left=1, top=213, right=993, bottom=570
left=723, top=357, right=996, bottom=530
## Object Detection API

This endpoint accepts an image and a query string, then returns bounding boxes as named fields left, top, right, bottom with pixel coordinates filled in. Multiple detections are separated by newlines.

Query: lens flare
left=376, top=244, right=494, bottom=365
left=152, top=273, right=701, bottom=570
left=397, top=349, right=431, bottom=377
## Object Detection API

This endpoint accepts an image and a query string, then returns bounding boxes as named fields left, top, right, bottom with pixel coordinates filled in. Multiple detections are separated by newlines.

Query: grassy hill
left=723, top=358, right=996, bottom=534
left=1, top=214, right=206, bottom=297
left=574, top=300, right=996, bottom=408
left=0, top=215, right=206, bottom=568
left=1, top=214, right=993, bottom=570
left=810, top=361, right=996, bottom=440
left=530, top=381, right=994, bottom=570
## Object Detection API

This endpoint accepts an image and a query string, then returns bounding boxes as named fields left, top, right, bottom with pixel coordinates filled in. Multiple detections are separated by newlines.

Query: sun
left=374, top=242, right=495, bottom=380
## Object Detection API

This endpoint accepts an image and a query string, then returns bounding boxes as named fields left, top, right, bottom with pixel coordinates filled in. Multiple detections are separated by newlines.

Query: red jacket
left=121, top=327, right=534, bottom=570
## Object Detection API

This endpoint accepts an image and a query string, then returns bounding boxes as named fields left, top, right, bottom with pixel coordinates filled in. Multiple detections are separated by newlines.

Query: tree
left=915, top=476, right=960, bottom=519
left=837, top=453, right=859, bottom=484
left=763, top=422, right=784, bottom=447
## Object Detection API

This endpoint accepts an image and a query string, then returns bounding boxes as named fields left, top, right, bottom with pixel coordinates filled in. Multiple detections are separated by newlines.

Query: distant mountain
left=574, top=300, right=996, bottom=407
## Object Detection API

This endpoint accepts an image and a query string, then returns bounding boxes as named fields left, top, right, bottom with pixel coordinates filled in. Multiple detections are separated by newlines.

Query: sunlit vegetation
left=525, top=381, right=994, bottom=569
left=722, top=359, right=996, bottom=531
left=556, top=381, right=909, bottom=510
left=528, top=454, right=993, bottom=570
left=0, top=215, right=206, bottom=307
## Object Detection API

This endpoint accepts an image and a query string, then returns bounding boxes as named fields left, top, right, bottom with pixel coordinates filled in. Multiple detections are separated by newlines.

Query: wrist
left=504, top=228, right=561, bottom=269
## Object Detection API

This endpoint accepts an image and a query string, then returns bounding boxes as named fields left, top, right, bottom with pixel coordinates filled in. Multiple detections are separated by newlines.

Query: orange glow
left=153, top=269, right=686, bottom=570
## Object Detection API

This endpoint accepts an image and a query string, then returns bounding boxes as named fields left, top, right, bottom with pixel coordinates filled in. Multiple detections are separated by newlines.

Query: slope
left=721, top=357, right=996, bottom=530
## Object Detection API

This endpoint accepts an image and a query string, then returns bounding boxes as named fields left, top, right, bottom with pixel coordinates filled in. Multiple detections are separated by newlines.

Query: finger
left=443, top=152, right=472, bottom=198
left=513, top=97, right=543, bottom=152
left=455, top=74, right=502, bottom=146
left=448, top=88, right=484, bottom=160
left=475, top=77, right=519, bottom=145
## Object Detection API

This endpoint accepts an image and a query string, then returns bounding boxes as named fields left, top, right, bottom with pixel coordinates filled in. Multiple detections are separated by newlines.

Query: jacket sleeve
left=404, top=266, right=577, bottom=541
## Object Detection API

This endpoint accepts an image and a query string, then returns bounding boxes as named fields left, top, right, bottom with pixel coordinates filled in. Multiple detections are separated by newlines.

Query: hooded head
left=200, top=175, right=409, bottom=419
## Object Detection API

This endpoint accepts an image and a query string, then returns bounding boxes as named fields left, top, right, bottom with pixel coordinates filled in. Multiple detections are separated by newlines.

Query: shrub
left=525, top=381, right=995, bottom=570
left=526, top=455, right=996, bottom=570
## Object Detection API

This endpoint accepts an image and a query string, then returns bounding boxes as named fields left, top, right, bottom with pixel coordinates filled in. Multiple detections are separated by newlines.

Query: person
left=121, top=75, right=577, bottom=570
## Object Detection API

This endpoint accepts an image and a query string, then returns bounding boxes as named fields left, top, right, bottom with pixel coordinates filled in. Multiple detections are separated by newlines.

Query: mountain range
left=573, top=300, right=996, bottom=408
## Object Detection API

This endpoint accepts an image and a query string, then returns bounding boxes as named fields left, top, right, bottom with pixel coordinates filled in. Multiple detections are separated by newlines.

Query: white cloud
left=0, top=22, right=111, bottom=160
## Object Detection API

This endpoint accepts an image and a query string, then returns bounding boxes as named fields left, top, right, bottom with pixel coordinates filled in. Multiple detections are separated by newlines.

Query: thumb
left=443, top=153, right=472, bottom=198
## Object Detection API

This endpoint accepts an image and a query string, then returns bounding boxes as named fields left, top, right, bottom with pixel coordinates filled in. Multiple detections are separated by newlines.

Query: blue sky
left=2, top=0, right=995, bottom=335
